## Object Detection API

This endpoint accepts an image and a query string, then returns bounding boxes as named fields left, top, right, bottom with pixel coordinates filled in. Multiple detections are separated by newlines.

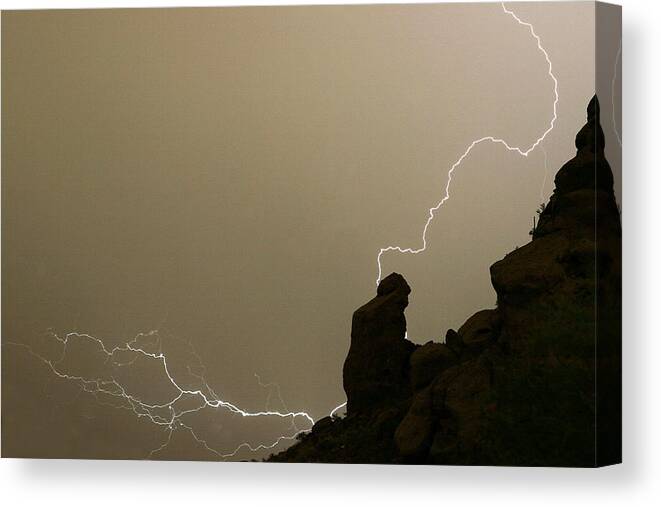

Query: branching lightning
left=7, top=2, right=561, bottom=461
left=5, top=331, right=313, bottom=460
left=375, top=2, right=559, bottom=286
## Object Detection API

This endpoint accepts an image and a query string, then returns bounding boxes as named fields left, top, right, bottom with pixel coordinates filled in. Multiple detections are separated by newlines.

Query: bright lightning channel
left=6, top=331, right=314, bottom=460
left=375, top=2, right=559, bottom=286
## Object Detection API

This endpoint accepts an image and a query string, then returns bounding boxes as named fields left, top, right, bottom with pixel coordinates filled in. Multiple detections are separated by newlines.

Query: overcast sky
left=2, top=2, right=621, bottom=459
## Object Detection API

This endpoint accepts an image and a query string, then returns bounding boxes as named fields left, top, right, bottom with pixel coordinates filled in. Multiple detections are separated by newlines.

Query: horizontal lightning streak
left=5, top=331, right=315, bottom=460
left=375, top=1, right=559, bottom=286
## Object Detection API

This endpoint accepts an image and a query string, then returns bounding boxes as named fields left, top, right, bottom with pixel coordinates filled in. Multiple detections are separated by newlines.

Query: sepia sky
left=2, top=2, right=621, bottom=459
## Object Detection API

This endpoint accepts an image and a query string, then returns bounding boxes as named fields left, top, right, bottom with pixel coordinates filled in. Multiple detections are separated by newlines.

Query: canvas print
left=1, top=1, right=622, bottom=466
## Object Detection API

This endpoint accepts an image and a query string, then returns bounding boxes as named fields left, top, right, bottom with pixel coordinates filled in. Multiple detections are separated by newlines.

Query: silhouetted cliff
left=269, top=97, right=621, bottom=467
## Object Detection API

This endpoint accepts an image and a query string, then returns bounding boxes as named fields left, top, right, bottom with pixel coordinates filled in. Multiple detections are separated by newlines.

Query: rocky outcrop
left=269, top=97, right=621, bottom=466
left=553, top=95, right=613, bottom=196
left=409, top=342, right=457, bottom=390
left=394, top=386, right=434, bottom=459
left=457, top=309, right=500, bottom=356
left=343, top=273, right=417, bottom=414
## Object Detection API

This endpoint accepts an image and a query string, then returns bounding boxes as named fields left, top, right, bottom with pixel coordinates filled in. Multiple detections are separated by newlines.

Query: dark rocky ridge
left=269, top=97, right=621, bottom=466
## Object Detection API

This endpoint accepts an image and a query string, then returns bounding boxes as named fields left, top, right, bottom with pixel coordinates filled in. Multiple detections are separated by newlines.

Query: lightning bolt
left=329, top=401, right=347, bottom=419
left=5, top=330, right=314, bottom=460
left=375, top=2, right=559, bottom=286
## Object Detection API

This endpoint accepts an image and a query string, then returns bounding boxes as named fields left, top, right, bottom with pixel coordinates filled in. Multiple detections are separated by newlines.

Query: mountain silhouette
left=269, top=96, right=621, bottom=466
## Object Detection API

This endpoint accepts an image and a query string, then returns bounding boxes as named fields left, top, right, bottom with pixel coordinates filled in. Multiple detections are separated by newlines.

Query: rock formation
left=269, top=97, right=621, bottom=467
left=343, top=273, right=417, bottom=414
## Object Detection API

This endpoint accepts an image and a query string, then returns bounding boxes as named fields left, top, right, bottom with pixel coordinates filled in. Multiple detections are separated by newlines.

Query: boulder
left=311, top=416, right=334, bottom=433
left=409, top=342, right=458, bottom=390
left=394, top=386, right=434, bottom=459
left=428, top=360, right=492, bottom=462
left=444, top=328, right=463, bottom=354
left=457, top=309, right=500, bottom=355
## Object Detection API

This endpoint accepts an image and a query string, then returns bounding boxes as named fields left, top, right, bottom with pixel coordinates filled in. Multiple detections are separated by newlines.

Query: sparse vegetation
left=529, top=202, right=547, bottom=235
